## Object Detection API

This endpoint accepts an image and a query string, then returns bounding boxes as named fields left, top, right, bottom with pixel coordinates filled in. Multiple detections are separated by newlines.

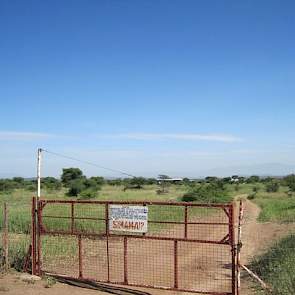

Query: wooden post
left=3, top=203, right=9, bottom=271
left=31, top=197, right=37, bottom=275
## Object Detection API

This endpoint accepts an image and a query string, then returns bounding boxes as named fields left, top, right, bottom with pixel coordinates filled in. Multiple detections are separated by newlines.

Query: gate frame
left=31, top=197, right=238, bottom=295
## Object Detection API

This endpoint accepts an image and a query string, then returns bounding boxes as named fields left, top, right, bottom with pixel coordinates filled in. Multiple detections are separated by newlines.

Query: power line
left=41, top=148, right=136, bottom=178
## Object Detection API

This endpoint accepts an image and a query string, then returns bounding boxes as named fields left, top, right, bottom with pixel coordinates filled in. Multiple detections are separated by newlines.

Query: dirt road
left=239, top=198, right=295, bottom=295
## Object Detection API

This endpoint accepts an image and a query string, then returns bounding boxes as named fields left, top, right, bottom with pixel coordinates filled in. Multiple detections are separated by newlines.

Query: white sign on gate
left=109, top=205, right=148, bottom=233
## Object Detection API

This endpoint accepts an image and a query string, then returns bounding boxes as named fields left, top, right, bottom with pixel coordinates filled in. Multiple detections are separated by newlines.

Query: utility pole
left=37, top=148, right=42, bottom=199
left=32, top=148, right=42, bottom=275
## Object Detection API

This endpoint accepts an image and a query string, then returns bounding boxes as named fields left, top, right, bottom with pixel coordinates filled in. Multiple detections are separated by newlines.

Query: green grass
left=250, top=235, right=295, bottom=295
left=1, top=184, right=235, bottom=234
left=0, top=185, right=186, bottom=234
left=249, top=187, right=295, bottom=223
left=0, top=184, right=235, bottom=272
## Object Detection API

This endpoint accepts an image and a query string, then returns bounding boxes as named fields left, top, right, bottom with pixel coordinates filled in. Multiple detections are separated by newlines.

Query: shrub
left=181, top=183, right=231, bottom=203
left=252, top=186, right=259, bottom=193
left=284, top=174, right=295, bottom=192
left=42, top=177, right=62, bottom=191
left=61, top=168, right=84, bottom=187
left=79, top=189, right=98, bottom=199
left=266, top=181, right=280, bottom=193
left=247, top=193, right=256, bottom=200
left=181, top=194, right=197, bottom=202
left=67, top=179, right=85, bottom=197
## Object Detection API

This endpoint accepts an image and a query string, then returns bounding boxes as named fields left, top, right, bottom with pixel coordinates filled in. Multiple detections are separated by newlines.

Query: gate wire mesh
left=35, top=199, right=236, bottom=295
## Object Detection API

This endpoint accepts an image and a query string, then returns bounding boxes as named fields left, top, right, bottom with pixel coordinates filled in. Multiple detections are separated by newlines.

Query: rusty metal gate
left=32, top=198, right=237, bottom=294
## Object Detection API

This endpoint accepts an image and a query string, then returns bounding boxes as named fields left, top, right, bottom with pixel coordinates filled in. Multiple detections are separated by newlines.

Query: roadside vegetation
left=250, top=235, right=295, bottom=295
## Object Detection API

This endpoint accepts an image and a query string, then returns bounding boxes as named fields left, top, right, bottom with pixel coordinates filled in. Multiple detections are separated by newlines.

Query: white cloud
left=105, top=133, right=242, bottom=142
left=0, top=131, right=55, bottom=141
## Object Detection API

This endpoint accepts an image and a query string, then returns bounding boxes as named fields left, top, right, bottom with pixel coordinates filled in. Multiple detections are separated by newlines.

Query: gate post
left=3, top=203, right=9, bottom=271
left=229, top=203, right=237, bottom=295
left=31, top=197, right=37, bottom=275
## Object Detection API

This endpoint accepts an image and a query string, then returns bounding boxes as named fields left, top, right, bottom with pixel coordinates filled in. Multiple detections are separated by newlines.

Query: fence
left=32, top=198, right=238, bottom=295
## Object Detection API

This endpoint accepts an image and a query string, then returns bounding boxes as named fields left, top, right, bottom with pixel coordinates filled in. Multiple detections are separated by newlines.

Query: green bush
left=181, top=182, right=231, bottom=203
left=266, top=181, right=280, bottom=193
left=0, top=237, right=29, bottom=272
left=181, top=194, right=197, bottom=202
left=67, top=179, right=85, bottom=197
left=79, top=188, right=98, bottom=199
left=251, top=235, right=295, bottom=295
left=247, top=193, right=256, bottom=200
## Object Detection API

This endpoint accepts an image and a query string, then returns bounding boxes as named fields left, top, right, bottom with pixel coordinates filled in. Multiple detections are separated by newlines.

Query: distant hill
left=197, top=163, right=295, bottom=178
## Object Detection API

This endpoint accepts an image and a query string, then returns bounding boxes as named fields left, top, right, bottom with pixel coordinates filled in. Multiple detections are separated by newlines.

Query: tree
left=158, top=175, right=170, bottom=180
left=130, top=177, right=145, bottom=188
left=266, top=181, right=280, bottom=193
left=157, top=175, right=170, bottom=194
left=284, top=174, right=295, bottom=192
left=182, top=182, right=230, bottom=203
left=89, top=176, right=105, bottom=186
left=0, top=179, right=15, bottom=192
left=67, top=179, right=86, bottom=197
left=79, top=188, right=98, bottom=199
left=61, top=168, right=84, bottom=186
left=13, top=177, right=25, bottom=184
left=42, top=177, right=62, bottom=191
left=247, top=176, right=260, bottom=183
left=107, top=178, right=122, bottom=186
left=146, top=178, right=157, bottom=185
left=222, top=177, right=232, bottom=184
left=205, top=176, right=218, bottom=183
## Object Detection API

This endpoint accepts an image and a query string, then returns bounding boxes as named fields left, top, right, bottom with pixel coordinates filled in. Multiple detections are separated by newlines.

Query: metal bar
left=78, top=235, right=83, bottom=278
left=3, top=203, right=8, bottom=271
left=31, top=197, right=37, bottom=275
left=223, top=208, right=230, bottom=218
left=42, top=215, right=105, bottom=221
left=105, top=204, right=110, bottom=282
left=229, top=204, right=236, bottom=295
left=37, top=199, right=42, bottom=275
left=71, top=203, right=75, bottom=234
left=41, top=215, right=228, bottom=225
left=219, top=234, right=229, bottom=244
left=174, top=240, right=178, bottom=289
left=44, top=272, right=232, bottom=295
left=40, top=231, right=232, bottom=245
left=124, top=237, right=128, bottom=284
left=40, top=199, right=232, bottom=208
left=241, top=264, right=270, bottom=291
left=184, top=205, right=188, bottom=238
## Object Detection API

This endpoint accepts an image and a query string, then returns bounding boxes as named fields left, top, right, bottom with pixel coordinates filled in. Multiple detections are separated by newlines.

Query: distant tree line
left=1, top=170, right=295, bottom=199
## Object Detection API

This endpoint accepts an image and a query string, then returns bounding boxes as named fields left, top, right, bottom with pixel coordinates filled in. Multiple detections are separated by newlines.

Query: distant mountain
left=197, top=163, right=295, bottom=178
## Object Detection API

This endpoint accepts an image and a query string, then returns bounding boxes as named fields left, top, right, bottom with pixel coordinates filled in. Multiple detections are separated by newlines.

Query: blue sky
left=0, top=0, right=295, bottom=177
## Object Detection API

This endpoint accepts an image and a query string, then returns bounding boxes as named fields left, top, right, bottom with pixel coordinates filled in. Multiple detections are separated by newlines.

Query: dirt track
left=239, top=198, right=295, bottom=295
left=1, top=198, right=295, bottom=295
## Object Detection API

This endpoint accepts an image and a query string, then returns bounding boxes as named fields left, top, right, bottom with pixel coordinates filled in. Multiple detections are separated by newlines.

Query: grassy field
left=250, top=235, right=295, bottom=295
left=0, top=184, right=188, bottom=234
left=0, top=183, right=233, bottom=272
left=2, top=182, right=280, bottom=236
